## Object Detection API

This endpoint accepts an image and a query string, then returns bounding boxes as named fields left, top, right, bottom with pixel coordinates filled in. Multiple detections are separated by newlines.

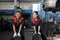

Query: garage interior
left=0, top=0, right=60, bottom=40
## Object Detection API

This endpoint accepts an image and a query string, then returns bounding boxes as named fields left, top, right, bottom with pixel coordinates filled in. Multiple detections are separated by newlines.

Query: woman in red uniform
left=31, top=11, right=47, bottom=40
left=12, top=11, right=25, bottom=40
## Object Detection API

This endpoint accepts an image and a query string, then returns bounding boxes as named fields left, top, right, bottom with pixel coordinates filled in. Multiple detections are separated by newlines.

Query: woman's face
left=15, top=12, right=21, bottom=19
left=33, top=13, right=38, bottom=18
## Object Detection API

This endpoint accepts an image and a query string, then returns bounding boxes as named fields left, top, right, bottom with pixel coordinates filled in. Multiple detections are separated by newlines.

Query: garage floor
left=0, top=29, right=60, bottom=40
left=47, top=34, right=60, bottom=40
left=53, top=35, right=60, bottom=40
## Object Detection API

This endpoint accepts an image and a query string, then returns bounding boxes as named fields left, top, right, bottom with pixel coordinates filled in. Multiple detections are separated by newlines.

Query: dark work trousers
left=35, top=26, right=47, bottom=40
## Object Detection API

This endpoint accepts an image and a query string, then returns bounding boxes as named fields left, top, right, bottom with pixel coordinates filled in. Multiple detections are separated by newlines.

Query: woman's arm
left=38, top=26, right=40, bottom=32
left=33, top=26, right=36, bottom=33
left=18, top=24, right=22, bottom=32
left=13, top=25, right=16, bottom=33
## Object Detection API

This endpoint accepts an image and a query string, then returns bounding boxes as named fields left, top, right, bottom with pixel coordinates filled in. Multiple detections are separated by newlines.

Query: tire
left=32, top=33, right=42, bottom=40
left=11, top=36, right=21, bottom=40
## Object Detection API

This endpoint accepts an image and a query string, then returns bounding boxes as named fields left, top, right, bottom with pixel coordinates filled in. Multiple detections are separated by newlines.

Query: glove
left=38, top=32, right=41, bottom=35
left=18, top=32, right=21, bottom=37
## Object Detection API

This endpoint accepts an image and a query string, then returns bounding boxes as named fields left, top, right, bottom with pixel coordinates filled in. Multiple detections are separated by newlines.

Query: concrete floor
left=0, top=29, right=34, bottom=40
left=53, top=34, right=60, bottom=40
left=0, top=29, right=60, bottom=40
left=47, top=35, right=60, bottom=40
left=0, top=31, right=33, bottom=40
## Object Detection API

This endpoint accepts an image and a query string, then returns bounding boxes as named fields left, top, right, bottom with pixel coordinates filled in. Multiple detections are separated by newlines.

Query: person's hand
left=34, top=32, right=37, bottom=34
left=13, top=32, right=17, bottom=37
left=38, top=32, right=41, bottom=35
left=18, top=32, right=21, bottom=37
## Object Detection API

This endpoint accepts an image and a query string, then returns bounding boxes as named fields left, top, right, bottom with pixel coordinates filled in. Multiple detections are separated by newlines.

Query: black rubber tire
left=32, top=33, right=42, bottom=40
left=10, top=36, right=21, bottom=40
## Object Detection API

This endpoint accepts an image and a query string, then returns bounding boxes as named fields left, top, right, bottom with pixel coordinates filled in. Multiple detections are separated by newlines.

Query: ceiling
left=0, top=0, right=60, bottom=2
left=0, top=0, right=41, bottom=2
